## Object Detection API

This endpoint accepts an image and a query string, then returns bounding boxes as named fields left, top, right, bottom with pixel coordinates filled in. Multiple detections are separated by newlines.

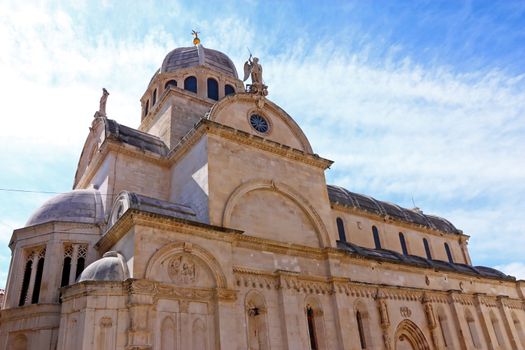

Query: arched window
left=165, top=80, right=177, bottom=89
left=61, top=256, right=71, bottom=287
left=372, top=226, right=381, bottom=249
left=399, top=232, right=408, bottom=255
left=466, top=310, right=481, bottom=348
left=336, top=217, right=346, bottom=242
left=31, top=255, right=45, bottom=304
left=207, top=78, right=219, bottom=100
left=306, top=306, right=318, bottom=350
left=19, top=260, right=32, bottom=306
left=423, top=238, right=432, bottom=260
left=152, top=88, right=157, bottom=106
left=225, top=84, right=235, bottom=96
left=144, top=100, right=149, bottom=117
left=184, top=76, right=197, bottom=93
left=76, top=256, right=85, bottom=279
left=444, top=243, right=453, bottom=263
left=356, top=310, right=367, bottom=349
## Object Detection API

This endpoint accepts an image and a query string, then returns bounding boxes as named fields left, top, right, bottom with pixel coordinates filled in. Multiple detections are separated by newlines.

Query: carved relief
left=168, top=255, right=197, bottom=285
left=400, top=306, right=412, bottom=318
left=99, top=317, right=113, bottom=328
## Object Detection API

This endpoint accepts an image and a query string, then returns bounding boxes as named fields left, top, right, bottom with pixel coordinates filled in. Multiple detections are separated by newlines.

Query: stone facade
left=1, top=42, right=525, bottom=350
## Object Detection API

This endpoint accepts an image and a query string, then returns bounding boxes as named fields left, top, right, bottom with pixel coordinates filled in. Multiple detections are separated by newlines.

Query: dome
left=77, top=251, right=128, bottom=282
left=26, top=189, right=104, bottom=227
left=160, top=45, right=239, bottom=79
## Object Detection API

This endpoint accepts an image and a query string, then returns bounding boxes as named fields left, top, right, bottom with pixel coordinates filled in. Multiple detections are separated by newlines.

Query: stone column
left=179, top=300, right=191, bottom=349
left=41, top=238, right=62, bottom=303
left=276, top=273, right=309, bottom=350
left=25, top=250, right=39, bottom=304
left=4, top=247, right=22, bottom=307
left=126, top=280, right=154, bottom=350
left=422, top=294, right=441, bottom=350
left=330, top=282, right=352, bottom=350
left=497, top=296, right=519, bottom=350
left=375, top=292, right=392, bottom=350
left=447, top=292, right=468, bottom=350
left=69, top=244, right=80, bottom=285
left=473, top=293, right=496, bottom=350
left=215, top=288, right=239, bottom=350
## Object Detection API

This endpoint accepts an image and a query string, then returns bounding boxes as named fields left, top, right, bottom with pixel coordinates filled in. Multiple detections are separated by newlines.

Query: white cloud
left=0, top=1, right=524, bottom=288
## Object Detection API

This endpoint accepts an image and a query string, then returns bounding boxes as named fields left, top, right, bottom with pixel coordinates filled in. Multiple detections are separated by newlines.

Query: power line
left=0, top=188, right=117, bottom=197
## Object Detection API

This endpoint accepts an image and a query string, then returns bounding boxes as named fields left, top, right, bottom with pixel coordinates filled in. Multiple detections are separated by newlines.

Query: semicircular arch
left=222, top=179, right=330, bottom=247
left=145, top=241, right=227, bottom=288
left=207, top=94, right=313, bottom=153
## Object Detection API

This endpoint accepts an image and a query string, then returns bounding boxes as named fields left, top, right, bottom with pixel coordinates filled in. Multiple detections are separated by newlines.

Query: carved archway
left=144, top=241, right=227, bottom=288
left=222, top=179, right=330, bottom=247
left=395, top=319, right=430, bottom=350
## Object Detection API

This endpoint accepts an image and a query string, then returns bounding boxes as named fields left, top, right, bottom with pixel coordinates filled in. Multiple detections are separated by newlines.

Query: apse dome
left=26, top=189, right=104, bottom=227
left=77, top=251, right=129, bottom=282
left=160, top=45, right=239, bottom=79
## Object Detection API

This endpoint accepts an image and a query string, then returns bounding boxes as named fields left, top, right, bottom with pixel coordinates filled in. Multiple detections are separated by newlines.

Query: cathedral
left=1, top=36, right=524, bottom=350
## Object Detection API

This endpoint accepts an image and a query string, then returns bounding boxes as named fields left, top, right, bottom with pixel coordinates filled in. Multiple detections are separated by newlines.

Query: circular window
left=249, top=114, right=269, bottom=133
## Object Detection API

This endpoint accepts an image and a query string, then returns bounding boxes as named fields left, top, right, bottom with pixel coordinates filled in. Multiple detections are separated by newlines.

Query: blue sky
left=0, top=0, right=524, bottom=288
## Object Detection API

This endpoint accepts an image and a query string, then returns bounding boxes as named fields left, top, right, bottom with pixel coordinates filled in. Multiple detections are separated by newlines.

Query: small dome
left=161, top=45, right=238, bottom=79
left=77, top=251, right=128, bottom=282
left=26, top=189, right=104, bottom=227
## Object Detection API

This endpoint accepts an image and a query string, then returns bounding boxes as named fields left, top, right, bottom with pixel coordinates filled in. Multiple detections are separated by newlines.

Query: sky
left=0, top=0, right=524, bottom=288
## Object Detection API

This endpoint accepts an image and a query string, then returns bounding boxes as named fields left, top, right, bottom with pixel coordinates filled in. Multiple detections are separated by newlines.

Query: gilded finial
left=191, top=30, right=200, bottom=46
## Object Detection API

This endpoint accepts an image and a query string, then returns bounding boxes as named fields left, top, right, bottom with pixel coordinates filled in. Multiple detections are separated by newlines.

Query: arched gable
left=222, top=179, right=330, bottom=248
left=145, top=241, right=227, bottom=288
left=207, top=93, right=313, bottom=153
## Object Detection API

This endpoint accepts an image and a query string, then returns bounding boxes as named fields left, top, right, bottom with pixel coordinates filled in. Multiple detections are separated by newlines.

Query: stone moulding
left=206, top=93, right=314, bottom=154
left=144, top=241, right=228, bottom=288
left=222, top=178, right=331, bottom=248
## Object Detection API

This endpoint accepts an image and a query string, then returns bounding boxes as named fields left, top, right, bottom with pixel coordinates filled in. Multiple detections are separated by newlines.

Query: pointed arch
left=395, top=319, right=430, bottom=350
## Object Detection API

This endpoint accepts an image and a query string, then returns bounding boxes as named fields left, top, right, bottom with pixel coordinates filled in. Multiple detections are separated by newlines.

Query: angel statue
left=243, top=54, right=268, bottom=96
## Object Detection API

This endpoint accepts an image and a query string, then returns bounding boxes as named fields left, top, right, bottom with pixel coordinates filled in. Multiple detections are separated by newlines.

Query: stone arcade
left=1, top=39, right=525, bottom=350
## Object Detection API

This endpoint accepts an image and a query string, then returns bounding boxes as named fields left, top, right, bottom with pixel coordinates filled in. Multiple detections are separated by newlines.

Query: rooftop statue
left=96, top=88, right=109, bottom=117
left=191, top=30, right=201, bottom=46
left=243, top=54, right=268, bottom=96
